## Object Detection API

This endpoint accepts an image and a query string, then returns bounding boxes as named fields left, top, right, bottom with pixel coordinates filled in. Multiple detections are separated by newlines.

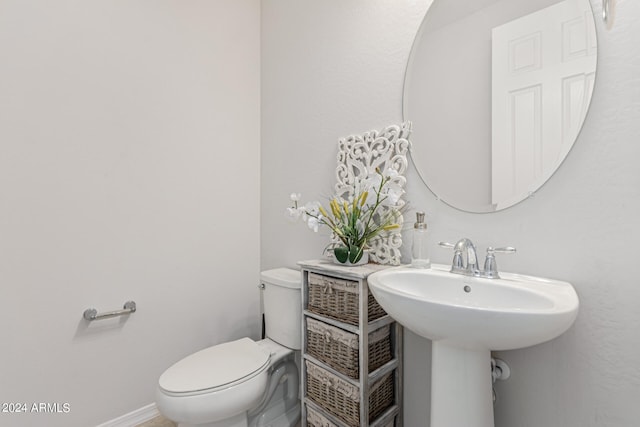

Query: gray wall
left=261, top=0, right=640, bottom=425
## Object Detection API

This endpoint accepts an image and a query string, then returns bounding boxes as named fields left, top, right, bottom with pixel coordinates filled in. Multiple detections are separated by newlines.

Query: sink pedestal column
left=431, top=342, right=494, bottom=427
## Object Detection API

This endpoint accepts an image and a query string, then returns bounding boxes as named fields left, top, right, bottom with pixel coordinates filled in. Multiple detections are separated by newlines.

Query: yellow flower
left=330, top=199, right=341, bottom=218
left=359, top=191, right=368, bottom=207
left=382, top=223, right=400, bottom=231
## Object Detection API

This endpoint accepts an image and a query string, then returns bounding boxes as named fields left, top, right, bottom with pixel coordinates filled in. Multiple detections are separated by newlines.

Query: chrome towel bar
left=83, top=301, right=137, bottom=321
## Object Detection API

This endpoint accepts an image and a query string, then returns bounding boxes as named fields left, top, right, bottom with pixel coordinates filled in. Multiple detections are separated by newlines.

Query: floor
left=136, top=414, right=301, bottom=427
left=136, top=415, right=176, bottom=427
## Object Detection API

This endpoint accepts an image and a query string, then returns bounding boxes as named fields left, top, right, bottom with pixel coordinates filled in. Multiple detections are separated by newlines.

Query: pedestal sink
left=368, top=264, right=579, bottom=427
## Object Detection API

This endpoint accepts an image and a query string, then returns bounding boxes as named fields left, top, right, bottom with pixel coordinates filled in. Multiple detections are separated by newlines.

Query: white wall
left=261, top=0, right=640, bottom=426
left=0, top=1, right=260, bottom=426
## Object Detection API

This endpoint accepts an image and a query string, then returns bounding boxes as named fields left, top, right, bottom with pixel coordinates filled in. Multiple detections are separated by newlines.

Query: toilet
left=156, top=268, right=302, bottom=427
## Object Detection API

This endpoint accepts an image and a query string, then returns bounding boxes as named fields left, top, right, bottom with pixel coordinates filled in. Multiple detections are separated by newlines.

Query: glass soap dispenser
left=411, top=211, right=431, bottom=268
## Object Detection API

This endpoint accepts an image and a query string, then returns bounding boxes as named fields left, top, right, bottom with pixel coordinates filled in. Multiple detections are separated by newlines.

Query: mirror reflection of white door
left=491, top=0, right=596, bottom=208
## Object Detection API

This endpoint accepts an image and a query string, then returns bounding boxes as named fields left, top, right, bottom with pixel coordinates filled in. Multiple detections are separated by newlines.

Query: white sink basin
left=368, top=264, right=579, bottom=350
left=368, top=264, right=579, bottom=427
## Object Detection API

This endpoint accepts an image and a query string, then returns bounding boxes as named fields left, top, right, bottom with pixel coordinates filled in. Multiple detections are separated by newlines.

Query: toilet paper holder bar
left=83, top=301, right=137, bottom=321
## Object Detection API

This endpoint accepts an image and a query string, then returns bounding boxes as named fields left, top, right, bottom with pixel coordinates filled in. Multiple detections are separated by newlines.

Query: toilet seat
left=159, top=337, right=271, bottom=396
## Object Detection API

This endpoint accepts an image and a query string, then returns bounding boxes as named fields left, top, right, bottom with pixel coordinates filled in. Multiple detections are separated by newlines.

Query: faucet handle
left=492, top=247, right=516, bottom=254
left=483, top=246, right=516, bottom=279
left=438, top=241, right=464, bottom=269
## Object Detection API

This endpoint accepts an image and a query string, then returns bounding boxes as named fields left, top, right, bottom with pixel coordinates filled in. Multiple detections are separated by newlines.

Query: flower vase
left=330, top=247, right=369, bottom=266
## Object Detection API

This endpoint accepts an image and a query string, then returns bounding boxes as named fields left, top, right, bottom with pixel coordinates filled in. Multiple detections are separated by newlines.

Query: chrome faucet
left=439, top=238, right=480, bottom=276
left=439, top=238, right=516, bottom=279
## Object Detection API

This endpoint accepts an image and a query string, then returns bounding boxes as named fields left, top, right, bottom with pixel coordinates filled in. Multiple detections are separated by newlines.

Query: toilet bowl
left=156, top=268, right=301, bottom=427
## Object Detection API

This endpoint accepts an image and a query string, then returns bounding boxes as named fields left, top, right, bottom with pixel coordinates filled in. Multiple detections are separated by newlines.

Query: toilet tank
left=261, top=268, right=301, bottom=350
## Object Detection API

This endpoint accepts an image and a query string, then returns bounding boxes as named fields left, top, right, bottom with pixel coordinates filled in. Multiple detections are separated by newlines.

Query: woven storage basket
left=306, top=317, right=392, bottom=379
left=307, top=272, right=386, bottom=325
left=306, top=405, right=395, bottom=427
left=307, top=405, right=342, bottom=427
left=305, top=360, right=394, bottom=427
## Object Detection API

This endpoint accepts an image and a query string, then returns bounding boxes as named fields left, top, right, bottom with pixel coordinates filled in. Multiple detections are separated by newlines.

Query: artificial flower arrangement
left=287, top=168, right=404, bottom=265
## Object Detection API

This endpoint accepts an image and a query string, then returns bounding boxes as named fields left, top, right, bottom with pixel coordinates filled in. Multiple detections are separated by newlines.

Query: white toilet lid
left=159, top=337, right=270, bottom=394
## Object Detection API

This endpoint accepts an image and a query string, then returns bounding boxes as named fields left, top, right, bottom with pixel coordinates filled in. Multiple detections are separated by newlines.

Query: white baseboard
left=96, top=403, right=160, bottom=427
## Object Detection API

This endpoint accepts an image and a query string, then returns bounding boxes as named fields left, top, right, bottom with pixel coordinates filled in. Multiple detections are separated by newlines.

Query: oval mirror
left=404, top=0, right=597, bottom=212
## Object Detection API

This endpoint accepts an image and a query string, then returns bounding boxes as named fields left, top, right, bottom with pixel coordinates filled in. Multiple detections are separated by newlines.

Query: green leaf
left=348, top=245, right=364, bottom=264
left=334, top=246, right=349, bottom=263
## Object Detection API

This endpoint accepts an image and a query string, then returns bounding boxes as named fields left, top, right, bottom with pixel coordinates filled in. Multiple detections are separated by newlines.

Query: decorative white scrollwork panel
left=334, top=122, right=412, bottom=265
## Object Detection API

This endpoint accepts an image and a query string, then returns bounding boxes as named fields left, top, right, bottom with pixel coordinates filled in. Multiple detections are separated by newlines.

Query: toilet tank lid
left=260, top=268, right=301, bottom=289
left=158, top=338, right=270, bottom=394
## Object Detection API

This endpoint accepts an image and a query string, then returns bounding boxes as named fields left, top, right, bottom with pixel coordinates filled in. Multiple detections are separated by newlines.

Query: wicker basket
left=307, top=405, right=342, bottom=427
left=307, top=272, right=386, bottom=325
left=306, top=317, right=392, bottom=379
left=306, top=405, right=395, bottom=427
left=305, top=360, right=394, bottom=427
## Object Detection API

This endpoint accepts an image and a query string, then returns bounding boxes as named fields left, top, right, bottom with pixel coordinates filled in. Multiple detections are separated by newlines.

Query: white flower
left=290, top=192, right=302, bottom=202
left=363, top=173, right=382, bottom=191
left=383, top=168, right=399, bottom=179
left=358, top=191, right=373, bottom=209
left=302, top=201, right=321, bottom=219
left=380, top=171, right=404, bottom=207
left=285, top=207, right=303, bottom=221
left=381, top=187, right=404, bottom=207
left=307, top=215, right=321, bottom=232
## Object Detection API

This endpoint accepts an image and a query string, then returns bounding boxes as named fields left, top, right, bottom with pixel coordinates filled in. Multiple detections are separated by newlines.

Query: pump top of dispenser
left=414, top=212, right=427, bottom=230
